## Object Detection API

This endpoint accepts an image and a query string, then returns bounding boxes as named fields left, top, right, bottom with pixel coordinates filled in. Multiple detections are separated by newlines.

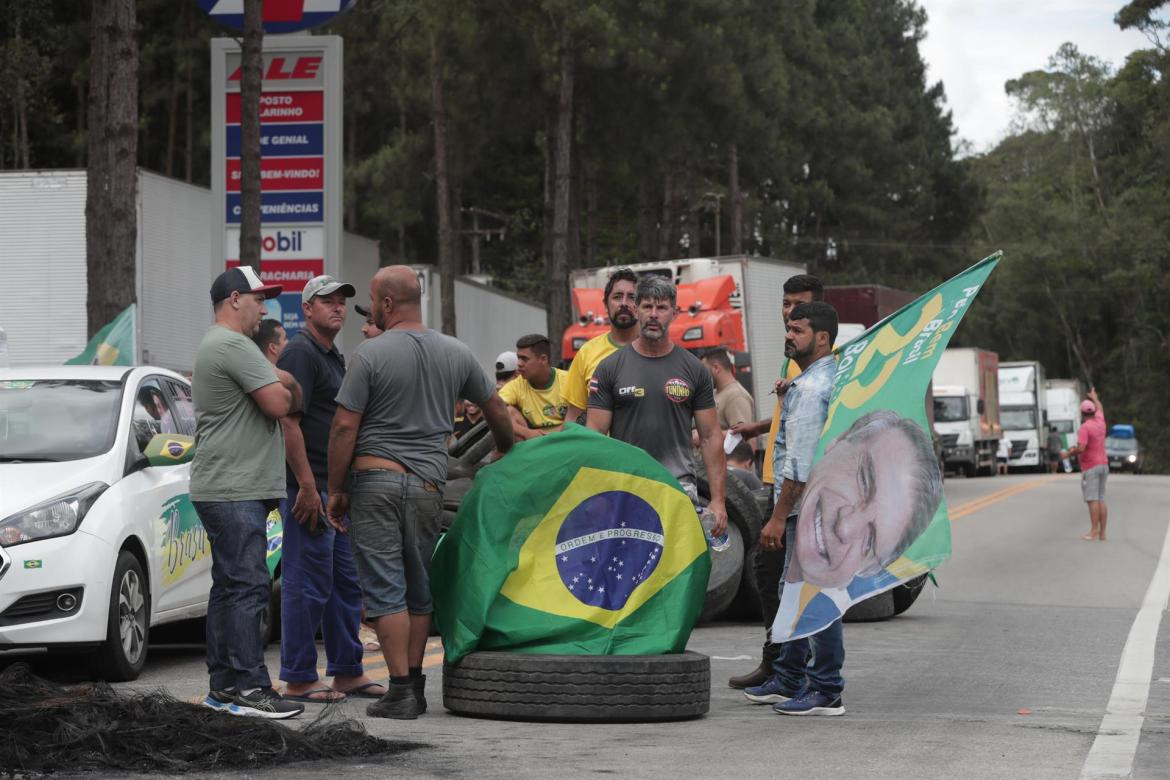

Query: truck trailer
left=931, top=348, right=1001, bottom=476
left=998, top=360, right=1049, bottom=470
left=1045, top=378, right=1086, bottom=472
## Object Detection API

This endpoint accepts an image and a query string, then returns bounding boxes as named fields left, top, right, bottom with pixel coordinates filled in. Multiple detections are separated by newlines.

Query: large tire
left=94, top=550, right=150, bottom=682
left=891, top=574, right=928, bottom=615
left=692, top=467, right=763, bottom=622
left=449, top=420, right=489, bottom=458
left=842, top=589, right=896, bottom=622
left=443, top=651, right=710, bottom=722
left=696, top=521, right=744, bottom=623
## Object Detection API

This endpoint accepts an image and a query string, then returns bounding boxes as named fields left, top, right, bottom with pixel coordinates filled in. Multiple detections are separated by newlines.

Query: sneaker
left=772, top=689, right=845, bottom=716
left=229, top=687, right=305, bottom=719
left=743, top=675, right=801, bottom=704
left=203, top=688, right=237, bottom=712
left=366, top=681, right=420, bottom=720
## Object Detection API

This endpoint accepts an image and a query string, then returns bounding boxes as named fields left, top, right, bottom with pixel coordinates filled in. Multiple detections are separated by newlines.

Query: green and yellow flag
left=432, top=424, right=710, bottom=663
left=66, top=304, right=136, bottom=366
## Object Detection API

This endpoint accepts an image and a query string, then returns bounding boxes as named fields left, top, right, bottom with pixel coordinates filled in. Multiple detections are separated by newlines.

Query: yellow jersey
left=761, top=358, right=803, bottom=485
left=499, top=368, right=569, bottom=429
left=563, top=332, right=622, bottom=411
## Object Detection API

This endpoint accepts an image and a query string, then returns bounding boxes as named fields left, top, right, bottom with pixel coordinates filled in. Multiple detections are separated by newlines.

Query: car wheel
left=443, top=650, right=710, bottom=722
left=842, top=589, right=896, bottom=622
left=94, top=550, right=150, bottom=682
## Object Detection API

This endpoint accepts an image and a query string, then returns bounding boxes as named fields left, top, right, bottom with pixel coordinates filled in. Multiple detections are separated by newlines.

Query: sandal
left=334, top=681, right=386, bottom=699
left=282, top=687, right=347, bottom=703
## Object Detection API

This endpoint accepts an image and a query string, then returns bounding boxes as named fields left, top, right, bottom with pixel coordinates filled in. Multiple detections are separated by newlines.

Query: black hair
left=252, top=319, right=284, bottom=354
left=783, top=274, right=824, bottom=300
left=603, top=267, right=638, bottom=302
left=515, top=333, right=551, bottom=359
left=729, top=440, right=755, bottom=463
left=702, top=348, right=733, bottom=371
left=788, top=301, right=838, bottom=347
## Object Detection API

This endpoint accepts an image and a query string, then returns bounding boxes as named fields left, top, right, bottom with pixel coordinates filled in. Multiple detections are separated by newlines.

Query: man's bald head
left=370, top=265, right=423, bottom=330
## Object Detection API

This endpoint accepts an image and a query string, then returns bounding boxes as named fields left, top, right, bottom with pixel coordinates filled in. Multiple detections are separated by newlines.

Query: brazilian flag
left=432, top=423, right=710, bottom=664
left=66, top=304, right=136, bottom=366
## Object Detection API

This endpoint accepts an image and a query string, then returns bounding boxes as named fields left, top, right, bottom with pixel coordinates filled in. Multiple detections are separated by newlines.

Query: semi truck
left=998, top=360, right=1049, bottom=471
left=931, top=348, right=1001, bottom=477
left=1045, top=378, right=1086, bottom=472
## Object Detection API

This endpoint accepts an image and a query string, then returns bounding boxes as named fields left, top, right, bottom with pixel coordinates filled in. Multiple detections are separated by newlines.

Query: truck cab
left=998, top=361, right=1048, bottom=471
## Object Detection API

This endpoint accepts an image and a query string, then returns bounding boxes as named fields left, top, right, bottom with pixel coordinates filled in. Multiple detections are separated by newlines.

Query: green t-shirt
left=190, top=325, right=284, bottom=502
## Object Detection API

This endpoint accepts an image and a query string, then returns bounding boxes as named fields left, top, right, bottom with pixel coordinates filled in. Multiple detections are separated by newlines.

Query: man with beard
left=563, top=267, right=639, bottom=425
left=742, top=300, right=845, bottom=716
left=586, top=275, right=728, bottom=537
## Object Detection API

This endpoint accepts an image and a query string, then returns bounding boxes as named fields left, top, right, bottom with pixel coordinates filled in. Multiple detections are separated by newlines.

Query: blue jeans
left=193, top=500, right=273, bottom=692
left=771, top=519, right=845, bottom=695
left=278, top=486, right=364, bottom=683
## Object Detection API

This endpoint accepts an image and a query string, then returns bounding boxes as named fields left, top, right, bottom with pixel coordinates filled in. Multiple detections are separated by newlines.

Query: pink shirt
left=1077, top=409, right=1107, bottom=470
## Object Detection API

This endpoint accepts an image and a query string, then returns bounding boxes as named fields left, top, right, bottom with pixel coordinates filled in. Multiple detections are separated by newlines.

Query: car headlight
left=682, top=327, right=703, bottom=341
left=1127, top=454, right=1137, bottom=463
left=0, top=482, right=108, bottom=547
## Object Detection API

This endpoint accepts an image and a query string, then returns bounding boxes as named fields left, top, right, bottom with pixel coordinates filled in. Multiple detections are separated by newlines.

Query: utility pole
left=238, top=0, right=263, bottom=272
left=460, top=206, right=507, bottom=275
left=705, top=192, right=723, bottom=256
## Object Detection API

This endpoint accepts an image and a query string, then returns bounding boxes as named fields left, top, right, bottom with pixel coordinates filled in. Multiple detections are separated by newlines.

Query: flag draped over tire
left=432, top=424, right=710, bottom=664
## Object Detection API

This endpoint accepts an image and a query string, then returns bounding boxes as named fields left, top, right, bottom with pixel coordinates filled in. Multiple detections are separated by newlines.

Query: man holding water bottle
left=586, top=275, right=728, bottom=541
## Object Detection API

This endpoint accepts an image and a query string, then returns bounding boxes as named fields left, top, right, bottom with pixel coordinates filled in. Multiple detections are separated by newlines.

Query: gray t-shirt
left=588, top=344, right=716, bottom=482
left=334, top=328, right=494, bottom=487
left=190, top=325, right=285, bottom=502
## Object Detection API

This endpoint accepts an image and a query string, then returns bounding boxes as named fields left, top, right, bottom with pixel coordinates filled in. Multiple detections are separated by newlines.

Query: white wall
left=454, top=277, right=547, bottom=375
left=337, top=231, right=380, bottom=353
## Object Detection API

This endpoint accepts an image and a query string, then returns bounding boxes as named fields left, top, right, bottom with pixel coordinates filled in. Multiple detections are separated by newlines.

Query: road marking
left=949, top=478, right=1050, bottom=521
left=710, top=655, right=753, bottom=661
left=1080, top=517, right=1170, bottom=779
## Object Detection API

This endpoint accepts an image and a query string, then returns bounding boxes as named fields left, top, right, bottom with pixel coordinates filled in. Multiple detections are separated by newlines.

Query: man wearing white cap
left=494, top=350, right=518, bottom=388
left=192, top=266, right=304, bottom=719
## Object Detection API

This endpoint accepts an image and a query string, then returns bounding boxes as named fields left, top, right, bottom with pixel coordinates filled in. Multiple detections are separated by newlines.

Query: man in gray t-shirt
left=587, top=275, right=728, bottom=537
left=327, top=266, right=514, bottom=720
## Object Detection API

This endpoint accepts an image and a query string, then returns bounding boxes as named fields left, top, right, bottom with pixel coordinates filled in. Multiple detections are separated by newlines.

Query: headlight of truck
left=682, top=327, right=703, bottom=341
left=1127, top=454, right=1137, bottom=463
left=0, top=483, right=108, bottom=547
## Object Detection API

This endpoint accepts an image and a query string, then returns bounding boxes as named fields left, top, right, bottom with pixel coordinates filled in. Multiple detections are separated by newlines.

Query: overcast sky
left=918, top=1, right=1155, bottom=154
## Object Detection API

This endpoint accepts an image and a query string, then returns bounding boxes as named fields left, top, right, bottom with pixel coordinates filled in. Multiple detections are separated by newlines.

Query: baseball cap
left=210, top=266, right=281, bottom=303
left=302, top=274, right=356, bottom=304
left=354, top=304, right=371, bottom=317
left=1080, top=400, right=1096, bottom=414
left=495, top=351, right=518, bottom=373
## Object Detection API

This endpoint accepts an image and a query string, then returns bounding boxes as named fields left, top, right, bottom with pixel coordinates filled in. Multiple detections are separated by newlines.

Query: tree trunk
left=345, top=117, right=356, bottom=231
left=164, top=44, right=178, bottom=178
left=546, top=30, right=575, bottom=365
left=729, top=143, right=742, bottom=254
left=237, top=0, right=264, bottom=273
left=431, top=38, right=456, bottom=335
left=658, top=169, right=675, bottom=260
left=14, top=16, right=30, bottom=169
left=183, top=1, right=193, bottom=183
left=452, top=168, right=464, bottom=276
left=684, top=165, right=699, bottom=258
left=85, top=0, right=138, bottom=339
left=637, top=179, right=657, bottom=260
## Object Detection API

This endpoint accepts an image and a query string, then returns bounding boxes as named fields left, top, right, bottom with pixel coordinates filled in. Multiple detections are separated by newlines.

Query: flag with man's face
left=771, top=253, right=1001, bottom=642
left=432, top=424, right=710, bottom=663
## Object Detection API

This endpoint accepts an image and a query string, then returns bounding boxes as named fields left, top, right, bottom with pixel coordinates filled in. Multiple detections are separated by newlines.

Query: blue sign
left=199, top=0, right=358, bottom=35
left=267, top=293, right=306, bottom=335
left=226, top=124, right=324, bottom=158
left=226, top=191, right=324, bottom=224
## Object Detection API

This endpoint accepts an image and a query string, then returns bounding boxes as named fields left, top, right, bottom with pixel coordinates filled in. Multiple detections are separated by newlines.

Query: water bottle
left=700, top=509, right=731, bottom=552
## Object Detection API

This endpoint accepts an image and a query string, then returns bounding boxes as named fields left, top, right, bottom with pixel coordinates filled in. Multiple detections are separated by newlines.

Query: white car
left=0, top=366, right=280, bottom=681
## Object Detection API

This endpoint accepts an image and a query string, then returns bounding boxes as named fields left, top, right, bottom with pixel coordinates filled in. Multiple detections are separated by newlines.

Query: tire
left=449, top=421, right=489, bottom=458
left=697, top=522, right=744, bottom=623
left=94, top=550, right=150, bottom=682
left=443, top=650, right=710, bottom=722
left=842, top=589, right=896, bottom=622
left=892, top=574, right=928, bottom=615
left=692, top=467, right=763, bottom=622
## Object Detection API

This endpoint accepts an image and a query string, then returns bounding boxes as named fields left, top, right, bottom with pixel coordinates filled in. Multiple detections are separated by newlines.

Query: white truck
left=1045, top=378, right=1086, bottom=472
left=998, top=360, right=1049, bottom=471
left=931, top=348, right=1001, bottom=477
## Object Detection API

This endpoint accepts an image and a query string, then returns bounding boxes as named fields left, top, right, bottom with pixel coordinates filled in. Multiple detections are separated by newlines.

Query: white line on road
left=1081, top=519, right=1170, bottom=779
left=710, top=655, right=753, bottom=661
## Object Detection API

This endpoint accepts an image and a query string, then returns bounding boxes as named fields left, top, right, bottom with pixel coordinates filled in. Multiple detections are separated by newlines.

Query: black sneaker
left=203, top=688, right=237, bottom=713
left=229, top=687, right=305, bottom=719
left=366, top=681, right=420, bottom=720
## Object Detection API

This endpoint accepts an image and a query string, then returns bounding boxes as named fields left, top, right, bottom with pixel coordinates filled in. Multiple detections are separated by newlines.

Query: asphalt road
left=4, top=472, right=1168, bottom=779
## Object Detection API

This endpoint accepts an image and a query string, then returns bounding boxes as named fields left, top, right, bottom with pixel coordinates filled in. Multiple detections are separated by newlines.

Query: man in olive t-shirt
left=191, top=267, right=304, bottom=720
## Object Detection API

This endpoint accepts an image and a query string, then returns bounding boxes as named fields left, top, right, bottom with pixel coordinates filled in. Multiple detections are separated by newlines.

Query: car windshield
left=933, top=396, right=968, bottom=423
left=0, top=379, right=123, bottom=462
left=1106, top=437, right=1138, bottom=453
left=1001, top=407, right=1036, bottom=431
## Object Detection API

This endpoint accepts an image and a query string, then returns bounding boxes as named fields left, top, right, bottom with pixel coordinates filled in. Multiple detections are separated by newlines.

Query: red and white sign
left=226, top=157, right=324, bottom=191
left=224, top=227, right=325, bottom=260
left=227, top=55, right=323, bottom=84
left=225, top=259, right=324, bottom=293
left=226, top=92, right=324, bottom=124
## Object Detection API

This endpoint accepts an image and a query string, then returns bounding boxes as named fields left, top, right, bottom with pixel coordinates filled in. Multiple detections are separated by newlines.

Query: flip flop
left=335, top=681, right=386, bottom=699
left=363, top=641, right=381, bottom=653
left=282, top=687, right=347, bottom=703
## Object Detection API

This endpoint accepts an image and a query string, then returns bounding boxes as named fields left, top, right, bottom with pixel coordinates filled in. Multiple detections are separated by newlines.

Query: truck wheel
left=892, top=574, right=928, bottom=615
left=842, top=590, right=896, bottom=622
left=94, top=551, right=150, bottom=682
left=961, top=463, right=976, bottom=478
left=697, top=522, right=744, bottom=623
left=692, top=467, right=763, bottom=622
left=443, top=651, right=710, bottom=722
left=449, top=421, right=489, bottom=458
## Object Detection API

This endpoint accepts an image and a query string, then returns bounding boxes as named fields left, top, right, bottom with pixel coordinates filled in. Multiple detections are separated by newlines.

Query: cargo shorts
left=1081, top=464, right=1108, bottom=502
left=347, top=469, right=443, bottom=618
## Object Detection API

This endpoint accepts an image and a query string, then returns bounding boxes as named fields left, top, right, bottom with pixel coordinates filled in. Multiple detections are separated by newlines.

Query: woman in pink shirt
left=1064, top=388, right=1107, bottom=541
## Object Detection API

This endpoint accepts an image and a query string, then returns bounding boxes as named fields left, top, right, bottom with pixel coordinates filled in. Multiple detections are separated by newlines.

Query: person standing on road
left=702, top=347, right=755, bottom=433
left=997, top=436, right=1010, bottom=475
left=564, top=267, right=639, bottom=424
left=1063, top=389, right=1108, bottom=541
left=728, top=273, right=822, bottom=690
left=252, top=319, right=287, bottom=364
left=499, top=333, right=568, bottom=440
left=1046, top=426, right=1064, bottom=474
left=743, top=300, right=847, bottom=716
left=275, top=275, right=387, bottom=704
left=327, top=266, right=515, bottom=719
left=586, top=275, right=729, bottom=537
left=192, top=267, right=305, bottom=720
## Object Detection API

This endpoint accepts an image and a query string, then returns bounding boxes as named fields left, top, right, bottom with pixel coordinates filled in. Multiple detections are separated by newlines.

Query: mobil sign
left=199, top=0, right=358, bottom=35
left=211, top=36, right=342, bottom=337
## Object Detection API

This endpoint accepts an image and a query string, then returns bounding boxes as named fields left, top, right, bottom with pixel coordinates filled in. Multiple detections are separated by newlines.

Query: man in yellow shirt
left=563, top=268, right=639, bottom=425
left=728, top=273, right=823, bottom=690
left=499, top=334, right=568, bottom=440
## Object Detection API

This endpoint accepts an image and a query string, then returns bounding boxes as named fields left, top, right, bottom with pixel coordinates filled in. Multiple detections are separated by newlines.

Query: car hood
left=0, top=457, right=118, bottom=519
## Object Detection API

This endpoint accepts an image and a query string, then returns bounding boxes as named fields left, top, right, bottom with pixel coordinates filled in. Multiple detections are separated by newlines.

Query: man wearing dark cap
left=275, top=275, right=386, bottom=703
left=192, top=266, right=305, bottom=719
left=354, top=304, right=383, bottom=340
